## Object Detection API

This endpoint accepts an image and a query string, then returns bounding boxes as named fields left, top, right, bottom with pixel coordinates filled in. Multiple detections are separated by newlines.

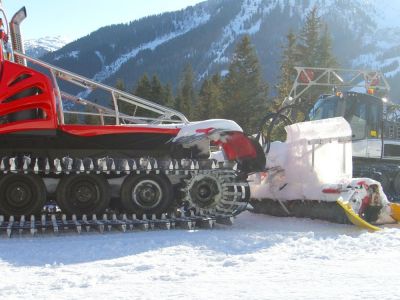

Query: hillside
left=40, top=0, right=400, bottom=99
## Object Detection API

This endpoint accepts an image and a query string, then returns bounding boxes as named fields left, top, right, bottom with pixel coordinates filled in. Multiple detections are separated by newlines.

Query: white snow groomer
left=250, top=68, right=400, bottom=229
left=0, top=3, right=266, bottom=236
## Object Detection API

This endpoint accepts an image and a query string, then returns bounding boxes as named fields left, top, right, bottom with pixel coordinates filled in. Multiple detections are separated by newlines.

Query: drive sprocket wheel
left=184, top=171, right=249, bottom=216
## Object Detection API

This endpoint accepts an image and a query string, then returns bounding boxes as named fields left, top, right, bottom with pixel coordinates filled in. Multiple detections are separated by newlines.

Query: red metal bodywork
left=0, top=50, right=262, bottom=165
left=0, top=59, right=181, bottom=136
left=60, top=125, right=180, bottom=136
left=0, top=59, right=58, bottom=133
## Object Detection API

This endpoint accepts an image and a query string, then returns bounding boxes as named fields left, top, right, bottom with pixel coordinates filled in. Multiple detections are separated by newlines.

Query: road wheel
left=120, top=174, right=173, bottom=215
left=0, top=174, right=46, bottom=216
left=56, top=174, right=110, bottom=216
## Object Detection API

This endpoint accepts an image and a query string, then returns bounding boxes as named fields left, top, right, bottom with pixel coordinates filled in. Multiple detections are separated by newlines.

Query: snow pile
left=0, top=212, right=400, bottom=299
left=251, top=117, right=353, bottom=201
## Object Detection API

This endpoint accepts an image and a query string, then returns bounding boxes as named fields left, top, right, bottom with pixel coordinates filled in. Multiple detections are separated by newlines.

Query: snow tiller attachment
left=250, top=116, right=400, bottom=229
left=0, top=3, right=266, bottom=237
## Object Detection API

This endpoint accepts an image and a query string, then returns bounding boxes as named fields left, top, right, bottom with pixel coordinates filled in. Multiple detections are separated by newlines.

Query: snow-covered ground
left=0, top=212, right=399, bottom=300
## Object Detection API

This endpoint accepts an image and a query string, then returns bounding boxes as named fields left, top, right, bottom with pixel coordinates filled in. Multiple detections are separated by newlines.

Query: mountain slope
left=24, top=36, right=69, bottom=58
left=40, top=0, right=400, bottom=99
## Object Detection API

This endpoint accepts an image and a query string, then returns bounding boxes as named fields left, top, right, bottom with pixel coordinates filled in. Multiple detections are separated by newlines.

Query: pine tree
left=316, top=24, right=337, bottom=68
left=293, top=6, right=338, bottom=115
left=222, top=35, right=268, bottom=133
left=269, top=30, right=299, bottom=140
left=278, top=30, right=298, bottom=103
left=84, top=106, right=101, bottom=125
left=115, top=78, right=133, bottom=117
left=195, top=74, right=223, bottom=121
left=64, top=112, right=79, bottom=124
left=150, top=75, right=163, bottom=105
left=297, top=6, right=321, bottom=67
left=134, top=74, right=152, bottom=100
left=176, top=64, right=195, bottom=119
left=162, top=83, right=175, bottom=108
left=115, top=78, right=125, bottom=91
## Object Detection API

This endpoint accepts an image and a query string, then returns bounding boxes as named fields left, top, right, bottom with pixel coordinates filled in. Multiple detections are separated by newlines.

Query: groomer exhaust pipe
left=10, top=7, right=27, bottom=66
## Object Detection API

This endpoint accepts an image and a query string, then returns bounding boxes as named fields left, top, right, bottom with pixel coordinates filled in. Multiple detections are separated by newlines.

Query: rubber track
left=0, top=156, right=249, bottom=237
left=0, top=212, right=235, bottom=238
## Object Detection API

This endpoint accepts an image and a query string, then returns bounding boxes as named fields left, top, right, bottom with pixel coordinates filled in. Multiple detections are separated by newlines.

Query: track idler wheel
left=0, top=174, right=46, bottom=216
left=184, top=172, right=249, bottom=215
left=120, top=174, right=173, bottom=215
left=56, top=174, right=111, bottom=216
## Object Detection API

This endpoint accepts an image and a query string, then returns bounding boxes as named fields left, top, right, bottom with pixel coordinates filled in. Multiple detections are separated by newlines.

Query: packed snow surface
left=1, top=212, right=399, bottom=300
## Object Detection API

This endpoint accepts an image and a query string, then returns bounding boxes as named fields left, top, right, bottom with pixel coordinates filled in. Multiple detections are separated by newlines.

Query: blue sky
left=2, top=0, right=204, bottom=41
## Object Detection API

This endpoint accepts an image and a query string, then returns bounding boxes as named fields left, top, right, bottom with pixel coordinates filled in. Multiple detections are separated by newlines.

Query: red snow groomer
left=0, top=4, right=265, bottom=228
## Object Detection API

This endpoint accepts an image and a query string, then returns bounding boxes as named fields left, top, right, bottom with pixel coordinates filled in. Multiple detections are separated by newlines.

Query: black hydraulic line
left=257, top=104, right=297, bottom=154
left=264, top=113, right=293, bottom=154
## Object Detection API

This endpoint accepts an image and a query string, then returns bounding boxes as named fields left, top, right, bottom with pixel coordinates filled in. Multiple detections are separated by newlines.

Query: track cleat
left=76, top=159, right=84, bottom=173
left=113, top=214, right=126, bottom=232
left=131, top=159, right=137, bottom=171
left=44, top=158, right=51, bottom=174
left=22, top=156, right=31, bottom=173
left=122, top=159, right=130, bottom=173
left=97, top=158, right=108, bottom=173
left=122, top=214, right=133, bottom=230
left=104, top=214, right=112, bottom=231
left=92, top=215, right=104, bottom=233
left=6, top=216, right=14, bottom=238
left=82, top=215, right=90, bottom=232
left=33, top=158, right=39, bottom=174
left=9, top=157, right=17, bottom=172
left=61, top=214, right=68, bottom=230
left=143, top=214, right=154, bottom=230
left=18, top=215, right=25, bottom=235
left=146, top=160, right=152, bottom=171
left=41, top=215, right=46, bottom=233
left=110, top=158, right=116, bottom=172
left=88, top=158, right=94, bottom=172
left=54, top=158, right=62, bottom=174
left=72, top=215, right=81, bottom=234
left=30, top=215, right=36, bottom=236
left=0, top=157, right=6, bottom=172
left=51, top=215, right=59, bottom=234
left=62, top=157, right=73, bottom=173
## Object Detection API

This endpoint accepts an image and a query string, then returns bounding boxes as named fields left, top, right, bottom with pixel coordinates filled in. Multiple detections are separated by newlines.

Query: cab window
left=309, top=97, right=338, bottom=121
left=345, top=98, right=367, bottom=140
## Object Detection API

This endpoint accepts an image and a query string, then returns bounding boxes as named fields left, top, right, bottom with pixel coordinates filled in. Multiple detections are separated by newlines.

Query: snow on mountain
left=41, top=0, right=400, bottom=99
left=91, top=9, right=211, bottom=84
left=24, top=36, right=70, bottom=58
left=1, top=212, right=400, bottom=299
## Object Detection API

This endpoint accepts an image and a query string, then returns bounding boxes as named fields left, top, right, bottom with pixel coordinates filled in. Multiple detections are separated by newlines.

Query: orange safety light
left=367, top=88, right=375, bottom=95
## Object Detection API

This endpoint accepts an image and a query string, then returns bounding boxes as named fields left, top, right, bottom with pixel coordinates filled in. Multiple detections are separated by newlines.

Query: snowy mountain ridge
left=24, top=36, right=70, bottom=58
left=40, top=0, right=400, bottom=98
